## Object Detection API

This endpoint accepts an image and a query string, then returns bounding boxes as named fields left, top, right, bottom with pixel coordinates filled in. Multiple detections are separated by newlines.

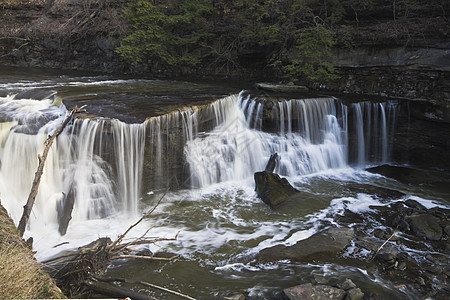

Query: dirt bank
left=0, top=202, right=65, bottom=299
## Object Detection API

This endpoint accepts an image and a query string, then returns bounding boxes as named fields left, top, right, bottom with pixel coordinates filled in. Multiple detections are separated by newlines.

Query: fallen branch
left=42, top=190, right=180, bottom=297
left=94, top=276, right=197, bottom=300
left=370, top=226, right=399, bottom=262
left=18, top=105, right=87, bottom=236
left=85, top=278, right=157, bottom=300
left=111, top=254, right=179, bottom=261
left=108, top=189, right=168, bottom=250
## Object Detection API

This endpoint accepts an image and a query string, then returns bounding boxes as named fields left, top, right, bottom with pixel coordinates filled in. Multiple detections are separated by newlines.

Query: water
left=0, top=70, right=448, bottom=299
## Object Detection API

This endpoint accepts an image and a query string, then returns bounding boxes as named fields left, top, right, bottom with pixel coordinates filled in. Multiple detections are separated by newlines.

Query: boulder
left=345, top=288, right=364, bottom=300
left=254, top=171, right=299, bottom=209
left=257, top=227, right=354, bottom=263
left=406, top=213, right=443, bottom=241
left=283, top=283, right=346, bottom=300
left=283, top=283, right=313, bottom=299
left=337, top=279, right=357, bottom=291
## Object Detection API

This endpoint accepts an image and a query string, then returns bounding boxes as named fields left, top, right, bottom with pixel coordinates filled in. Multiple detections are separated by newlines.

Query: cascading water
left=4, top=76, right=438, bottom=300
left=183, top=94, right=399, bottom=188
left=0, top=90, right=401, bottom=235
left=0, top=94, right=146, bottom=238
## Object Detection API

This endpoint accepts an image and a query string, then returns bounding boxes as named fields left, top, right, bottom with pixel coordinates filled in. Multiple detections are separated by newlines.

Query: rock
left=254, top=171, right=299, bottom=208
left=224, top=294, right=246, bottom=300
left=283, top=283, right=313, bottom=299
left=283, top=284, right=346, bottom=300
left=338, top=279, right=357, bottom=291
left=376, top=245, right=398, bottom=263
left=345, top=288, right=364, bottom=300
left=265, top=153, right=278, bottom=172
left=404, top=199, right=428, bottom=211
left=345, top=183, right=405, bottom=200
left=366, top=164, right=443, bottom=185
left=257, top=227, right=354, bottom=263
left=255, top=83, right=309, bottom=93
left=312, top=285, right=346, bottom=300
left=406, top=213, right=443, bottom=241
left=444, top=225, right=450, bottom=236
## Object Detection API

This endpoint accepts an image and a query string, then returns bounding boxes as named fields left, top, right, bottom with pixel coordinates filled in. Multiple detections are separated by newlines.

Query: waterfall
left=0, top=91, right=400, bottom=234
left=185, top=95, right=349, bottom=188
left=349, top=101, right=400, bottom=167
left=0, top=95, right=146, bottom=234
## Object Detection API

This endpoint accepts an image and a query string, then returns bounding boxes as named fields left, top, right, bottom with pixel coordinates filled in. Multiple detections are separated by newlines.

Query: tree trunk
left=18, top=106, right=86, bottom=236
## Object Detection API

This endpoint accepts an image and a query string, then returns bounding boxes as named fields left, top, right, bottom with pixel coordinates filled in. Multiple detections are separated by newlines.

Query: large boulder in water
left=406, top=213, right=443, bottom=241
left=254, top=171, right=299, bottom=209
left=257, top=227, right=354, bottom=263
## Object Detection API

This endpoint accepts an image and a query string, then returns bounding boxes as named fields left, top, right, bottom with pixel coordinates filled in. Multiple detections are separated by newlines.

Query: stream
left=0, top=67, right=449, bottom=299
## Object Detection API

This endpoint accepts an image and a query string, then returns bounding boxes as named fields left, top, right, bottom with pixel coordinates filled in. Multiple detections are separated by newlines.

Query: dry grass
left=0, top=204, right=65, bottom=299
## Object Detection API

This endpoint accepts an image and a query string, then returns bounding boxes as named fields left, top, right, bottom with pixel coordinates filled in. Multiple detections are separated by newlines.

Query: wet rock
left=283, top=283, right=313, bottom=299
left=257, top=227, right=354, bottom=263
left=366, top=164, right=443, bottom=185
left=406, top=213, right=443, bottom=241
left=224, top=293, right=245, bottom=300
left=254, top=171, right=299, bottom=209
left=376, top=245, right=398, bottom=263
left=345, top=288, right=364, bottom=300
left=345, top=183, right=405, bottom=200
left=404, top=199, right=428, bottom=211
left=255, top=83, right=309, bottom=93
left=337, top=279, right=357, bottom=291
left=444, top=225, right=450, bottom=236
left=355, top=236, right=383, bottom=252
left=283, top=284, right=346, bottom=300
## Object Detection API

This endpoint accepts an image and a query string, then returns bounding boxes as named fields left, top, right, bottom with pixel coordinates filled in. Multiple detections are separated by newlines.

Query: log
left=18, top=106, right=86, bottom=236
left=94, top=276, right=197, bottom=300
left=85, top=279, right=157, bottom=300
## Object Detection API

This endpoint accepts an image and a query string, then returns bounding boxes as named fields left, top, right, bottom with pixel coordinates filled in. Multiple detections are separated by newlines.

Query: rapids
left=0, top=70, right=448, bottom=299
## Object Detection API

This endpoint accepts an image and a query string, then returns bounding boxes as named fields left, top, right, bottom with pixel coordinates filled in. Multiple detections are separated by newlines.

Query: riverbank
left=0, top=202, right=64, bottom=299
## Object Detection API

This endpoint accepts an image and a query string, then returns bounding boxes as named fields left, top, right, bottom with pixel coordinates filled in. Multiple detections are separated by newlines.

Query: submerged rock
left=257, top=227, right=354, bottom=263
left=254, top=171, right=299, bottom=209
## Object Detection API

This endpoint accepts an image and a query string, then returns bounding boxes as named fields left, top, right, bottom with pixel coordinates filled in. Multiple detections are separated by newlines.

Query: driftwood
left=92, top=276, right=197, bottom=300
left=18, top=105, right=86, bottom=236
left=85, top=278, right=157, bottom=300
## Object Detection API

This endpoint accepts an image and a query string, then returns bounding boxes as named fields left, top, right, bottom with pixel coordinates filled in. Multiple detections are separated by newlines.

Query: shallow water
left=0, top=68, right=448, bottom=299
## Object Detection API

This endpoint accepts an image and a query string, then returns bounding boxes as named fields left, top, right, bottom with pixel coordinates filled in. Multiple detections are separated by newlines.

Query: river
left=0, top=67, right=448, bottom=299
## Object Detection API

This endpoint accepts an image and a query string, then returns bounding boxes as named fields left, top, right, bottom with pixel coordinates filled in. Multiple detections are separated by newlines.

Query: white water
left=0, top=95, right=147, bottom=256
left=0, top=91, right=402, bottom=261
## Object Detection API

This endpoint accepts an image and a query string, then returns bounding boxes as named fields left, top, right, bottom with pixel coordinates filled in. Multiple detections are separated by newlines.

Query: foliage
left=116, top=0, right=213, bottom=67
left=117, top=0, right=449, bottom=81
left=117, top=0, right=346, bottom=81
left=282, top=25, right=338, bottom=82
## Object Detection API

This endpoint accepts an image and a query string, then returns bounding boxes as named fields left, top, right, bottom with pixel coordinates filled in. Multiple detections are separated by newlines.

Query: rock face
left=0, top=0, right=127, bottom=73
left=257, top=227, right=354, bottom=263
left=254, top=171, right=299, bottom=209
